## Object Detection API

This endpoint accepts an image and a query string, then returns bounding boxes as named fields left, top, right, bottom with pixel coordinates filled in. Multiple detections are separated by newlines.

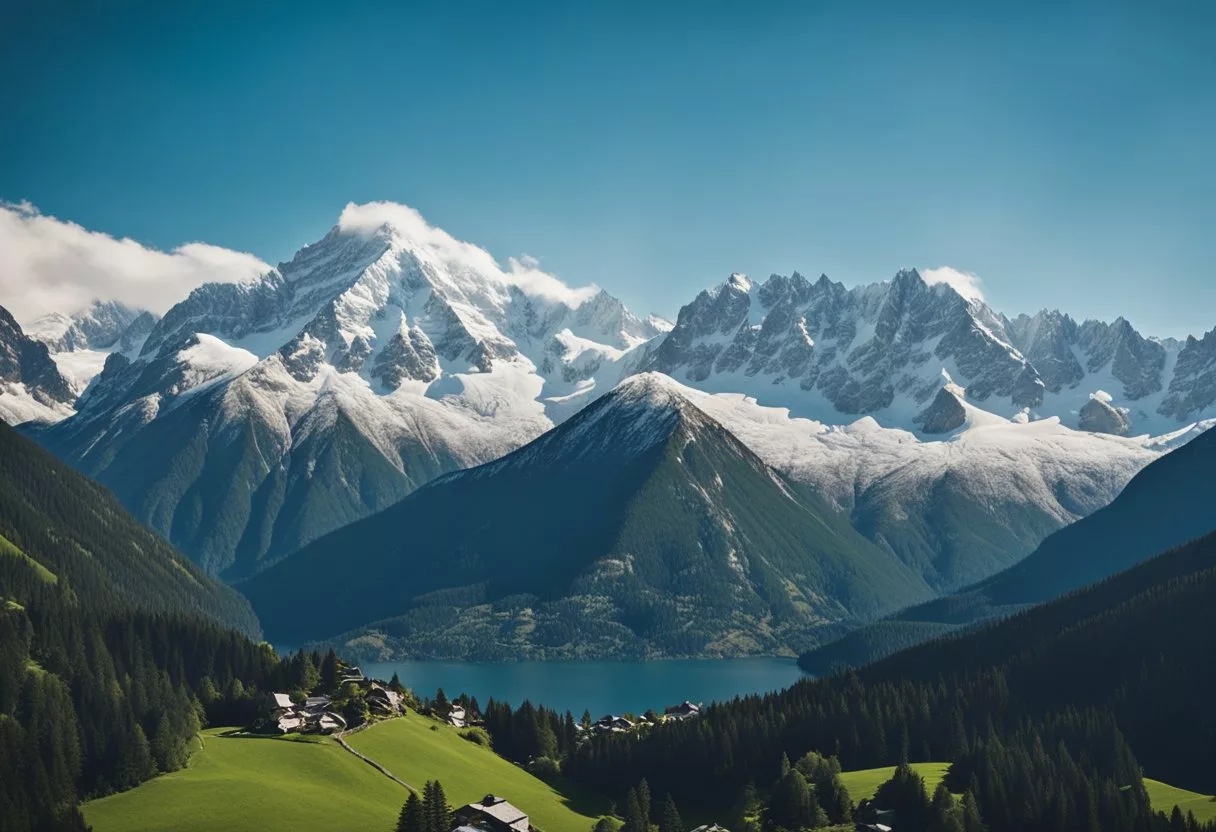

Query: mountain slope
left=31, top=204, right=662, bottom=578
left=0, top=304, right=75, bottom=424
left=0, top=419, right=259, bottom=635
left=27, top=299, right=160, bottom=395
left=799, top=420, right=1216, bottom=672
left=655, top=375, right=1165, bottom=594
left=242, top=373, right=931, bottom=660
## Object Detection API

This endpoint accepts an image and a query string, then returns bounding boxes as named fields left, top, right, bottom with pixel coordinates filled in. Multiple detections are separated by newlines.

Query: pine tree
left=624, top=785, right=647, bottom=832
left=765, top=769, right=813, bottom=831
left=960, top=790, right=986, bottom=832
left=659, top=794, right=683, bottom=832
left=928, top=782, right=964, bottom=832
left=636, top=779, right=652, bottom=830
left=397, top=792, right=424, bottom=832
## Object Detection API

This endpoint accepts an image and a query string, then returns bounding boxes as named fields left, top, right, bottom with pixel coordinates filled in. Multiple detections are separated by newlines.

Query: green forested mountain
left=243, top=373, right=931, bottom=660
left=567, top=529, right=1216, bottom=831
left=799, top=422, right=1216, bottom=672
left=0, top=421, right=287, bottom=831
left=0, top=421, right=259, bottom=634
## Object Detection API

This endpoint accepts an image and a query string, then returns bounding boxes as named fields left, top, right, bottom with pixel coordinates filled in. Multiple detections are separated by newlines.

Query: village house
left=593, top=714, right=635, bottom=733
left=454, top=794, right=530, bottom=832
left=367, top=683, right=404, bottom=716
left=265, top=691, right=347, bottom=735
left=663, top=701, right=703, bottom=721
left=690, top=824, right=731, bottom=832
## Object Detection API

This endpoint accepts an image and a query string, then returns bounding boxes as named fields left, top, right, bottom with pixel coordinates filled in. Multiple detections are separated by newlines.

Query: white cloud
left=0, top=202, right=271, bottom=325
left=505, top=254, right=599, bottom=306
left=921, top=266, right=985, bottom=302
left=338, top=200, right=598, bottom=307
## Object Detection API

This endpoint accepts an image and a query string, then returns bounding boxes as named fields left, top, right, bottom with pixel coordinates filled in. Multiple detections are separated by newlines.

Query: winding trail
left=333, top=721, right=417, bottom=794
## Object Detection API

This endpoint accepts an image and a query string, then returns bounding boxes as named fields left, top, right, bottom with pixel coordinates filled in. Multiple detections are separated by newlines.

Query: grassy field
left=83, top=717, right=604, bottom=832
left=1144, top=778, right=1216, bottom=823
left=839, top=762, right=952, bottom=802
left=348, top=715, right=607, bottom=832
left=83, top=728, right=406, bottom=832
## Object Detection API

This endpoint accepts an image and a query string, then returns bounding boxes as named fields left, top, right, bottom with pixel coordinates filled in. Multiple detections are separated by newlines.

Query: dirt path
left=334, top=722, right=417, bottom=795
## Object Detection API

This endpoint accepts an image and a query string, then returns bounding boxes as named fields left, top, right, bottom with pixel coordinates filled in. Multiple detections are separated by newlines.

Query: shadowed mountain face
left=799, top=421, right=1216, bottom=673
left=0, top=304, right=74, bottom=425
left=242, top=373, right=932, bottom=660
left=0, top=420, right=259, bottom=635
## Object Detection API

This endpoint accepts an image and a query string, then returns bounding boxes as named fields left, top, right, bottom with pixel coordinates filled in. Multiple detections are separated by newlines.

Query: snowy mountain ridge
left=14, top=201, right=1216, bottom=586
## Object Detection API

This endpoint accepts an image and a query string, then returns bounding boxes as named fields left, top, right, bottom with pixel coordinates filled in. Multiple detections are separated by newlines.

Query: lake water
left=360, top=657, right=810, bottom=717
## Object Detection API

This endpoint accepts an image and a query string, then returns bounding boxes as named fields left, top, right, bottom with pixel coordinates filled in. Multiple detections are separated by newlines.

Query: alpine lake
left=358, top=657, right=810, bottom=717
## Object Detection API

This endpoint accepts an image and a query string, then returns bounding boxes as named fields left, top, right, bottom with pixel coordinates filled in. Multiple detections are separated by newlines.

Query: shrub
left=459, top=727, right=493, bottom=748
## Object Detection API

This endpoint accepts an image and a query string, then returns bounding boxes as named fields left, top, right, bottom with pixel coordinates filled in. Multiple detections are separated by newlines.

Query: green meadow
left=83, top=729, right=405, bottom=832
left=1143, top=778, right=1216, bottom=823
left=84, top=716, right=604, bottom=832
left=839, top=762, right=953, bottom=802
left=347, top=716, right=607, bottom=832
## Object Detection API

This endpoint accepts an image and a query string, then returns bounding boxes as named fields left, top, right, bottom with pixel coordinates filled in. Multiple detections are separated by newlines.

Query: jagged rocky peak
left=1161, top=326, right=1216, bottom=421
left=914, top=372, right=968, bottom=434
left=647, top=265, right=1044, bottom=422
left=1078, top=390, right=1132, bottom=436
left=28, top=300, right=153, bottom=353
left=1076, top=316, right=1166, bottom=400
left=1005, top=309, right=1084, bottom=393
left=0, top=305, right=75, bottom=424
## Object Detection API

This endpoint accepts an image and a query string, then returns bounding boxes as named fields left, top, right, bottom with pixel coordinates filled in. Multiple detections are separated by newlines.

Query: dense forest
left=542, top=531, right=1216, bottom=830
left=0, top=423, right=288, bottom=831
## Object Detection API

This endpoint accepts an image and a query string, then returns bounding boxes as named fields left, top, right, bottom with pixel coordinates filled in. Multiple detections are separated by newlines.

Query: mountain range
left=798, top=415, right=1216, bottom=672
left=2, top=202, right=1215, bottom=657
left=241, top=372, right=933, bottom=659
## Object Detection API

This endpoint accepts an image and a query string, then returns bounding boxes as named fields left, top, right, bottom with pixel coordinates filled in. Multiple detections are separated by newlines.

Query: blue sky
left=2, top=1, right=1214, bottom=336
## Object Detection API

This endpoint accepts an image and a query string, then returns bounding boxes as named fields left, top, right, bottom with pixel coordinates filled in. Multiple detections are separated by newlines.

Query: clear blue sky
left=2, top=1, right=1213, bottom=337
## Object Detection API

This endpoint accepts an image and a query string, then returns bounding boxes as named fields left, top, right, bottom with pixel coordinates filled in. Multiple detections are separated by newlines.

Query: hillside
left=799, top=421, right=1216, bottom=672
left=0, top=419, right=258, bottom=633
left=568, top=525, right=1216, bottom=825
left=82, top=730, right=407, bottom=832
left=348, top=717, right=606, bottom=830
left=243, top=373, right=931, bottom=660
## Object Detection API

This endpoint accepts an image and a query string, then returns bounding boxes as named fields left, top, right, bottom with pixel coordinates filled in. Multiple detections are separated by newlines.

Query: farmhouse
left=594, top=714, right=635, bottom=733
left=454, top=794, right=530, bottom=832
left=663, top=701, right=702, bottom=720
left=446, top=705, right=468, bottom=728
left=690, top=825, right=731, bottom=832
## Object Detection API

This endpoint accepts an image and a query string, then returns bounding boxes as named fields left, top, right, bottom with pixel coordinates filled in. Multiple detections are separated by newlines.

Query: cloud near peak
left=921, top=266, right=985, bottom=302
left=338, top=200, right=598, bottom=307
left=0, top=201, right=271, bottom=325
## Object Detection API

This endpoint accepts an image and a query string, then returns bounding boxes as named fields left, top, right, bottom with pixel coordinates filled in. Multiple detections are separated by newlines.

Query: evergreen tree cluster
left=480, top=697, right=579, bottom=767
left=394, top=781, right=449, bottom=832
left=561, top=532, right=1216, bottom=832
left=0, top=551, right=290, bottom=830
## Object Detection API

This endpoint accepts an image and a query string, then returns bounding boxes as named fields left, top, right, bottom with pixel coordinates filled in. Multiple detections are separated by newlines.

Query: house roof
left=461, top=795, right=528, bottom=827
left=272, top=693, right=294, bottom=709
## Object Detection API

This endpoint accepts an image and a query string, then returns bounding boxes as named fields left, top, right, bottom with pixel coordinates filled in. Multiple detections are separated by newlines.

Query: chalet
left=447, top=705, right=468, bottom=728
left=271, top=692, right=295, bottom=712
left=275, top=714, right=303, bottom=734
left=454, top=795, right=530, bottom=832
left=690, top=825, right=731, bottom=832
left=368, top=684, right=404, bottom=715
left=594, top=714, right=635, bottom=733
left=663, top=701, right=702, bottom=720
left=339, top=666, right=365, bottom=684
